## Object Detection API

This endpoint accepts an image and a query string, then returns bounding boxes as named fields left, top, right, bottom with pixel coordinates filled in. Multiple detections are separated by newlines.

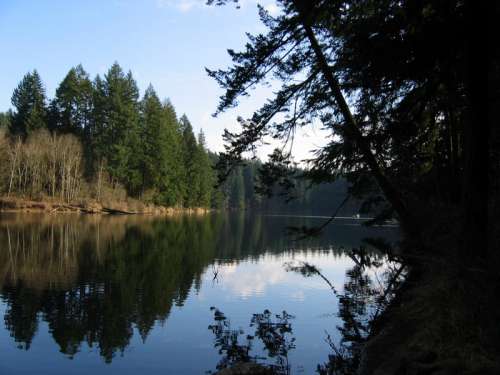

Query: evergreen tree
left=228, top=167, right=245, bottom=209
left=101, top=63, right=142, bottom=194
left=197, top=128, right=207, bottom=150
left=140, top=84, right=164, bottom=193
left=179, top=114, right=199, bottom=207
left=10, top=70, right=47, bottom=137
left=87, top=74, right=107, bottom=176
left=195, top=129, right=214, bottom=207
left=242, top=163, right=256, bottom=208
left=208, top=152, right=226, bottom=208
left=49, top=65, right=93, bottom=135
left=160, top=100, right=185, bottom=206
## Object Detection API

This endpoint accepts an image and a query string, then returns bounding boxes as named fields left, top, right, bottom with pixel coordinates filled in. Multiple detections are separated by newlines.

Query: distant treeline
left=0, top=64, right=355, bottom=213
left=220, top=161, right=360, bottom=216
left=0, top=64, right=214, bottom=208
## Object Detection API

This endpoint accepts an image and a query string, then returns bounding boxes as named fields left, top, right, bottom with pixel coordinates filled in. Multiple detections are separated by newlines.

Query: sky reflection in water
left=0, top=213, right=399, bottom=374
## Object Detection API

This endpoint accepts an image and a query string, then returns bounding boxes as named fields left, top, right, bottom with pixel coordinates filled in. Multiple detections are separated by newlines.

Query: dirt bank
left=0, top=196, right=210, bottom=216
left=358, top=252, right=500, bottom=375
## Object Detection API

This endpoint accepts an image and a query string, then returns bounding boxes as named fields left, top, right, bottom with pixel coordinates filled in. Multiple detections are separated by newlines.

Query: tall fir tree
left=179, top=114, right=199, bottom=207
left=10, top=70, right=47, bottom=137
left=228, top=167, right=245, bottom=209
left=194, top=129, right=214, bottom=207
left=87, top=74, right=107, bottom=176
left=49, top=65, right=93, bottom=136
left=101, top=63, right=142, bottom=194
left=140, top=84, right=164, bottom=194
left=159, top=100, right=185, bottom=206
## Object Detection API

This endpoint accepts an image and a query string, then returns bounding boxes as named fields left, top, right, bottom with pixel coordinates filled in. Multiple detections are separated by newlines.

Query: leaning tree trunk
left=293, top=0, right=416, bottom=233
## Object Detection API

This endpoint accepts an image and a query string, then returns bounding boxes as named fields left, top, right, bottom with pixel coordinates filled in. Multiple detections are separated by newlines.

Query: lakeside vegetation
left=0, top=64, right=215, bottom=210
left=0, top=65, right=363, bottom=215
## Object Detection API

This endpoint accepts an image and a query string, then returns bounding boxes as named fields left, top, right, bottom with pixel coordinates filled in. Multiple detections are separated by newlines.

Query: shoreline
left=0, top=197, right=211, bottom=216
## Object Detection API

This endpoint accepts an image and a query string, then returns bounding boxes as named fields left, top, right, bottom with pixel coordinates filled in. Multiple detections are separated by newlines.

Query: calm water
left=0, top=213, right=399, bottom=374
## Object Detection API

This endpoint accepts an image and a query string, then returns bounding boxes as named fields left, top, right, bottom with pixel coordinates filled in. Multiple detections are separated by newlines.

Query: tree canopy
left=10, top=70, right=47, bottom=137
left=207, top=0, right=486, bottom=258
left=1, top=63, right=217, bottom=208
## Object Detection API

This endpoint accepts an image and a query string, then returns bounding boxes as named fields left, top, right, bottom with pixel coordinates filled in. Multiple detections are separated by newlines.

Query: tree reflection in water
left=207, top=246, right=404, bottom=375
left=291, top=246, right=405, bottom=375
left=0, top=213, right=400, bottom=371
left=207, top=307, right=295, bottom=375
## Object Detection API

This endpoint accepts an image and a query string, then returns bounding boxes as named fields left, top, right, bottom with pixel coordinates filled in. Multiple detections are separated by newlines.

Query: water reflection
left=0, top=212, right=399, bottom=373
left=207, top=251, right=404, bottom=375
left=208, top=308, right=295, bottom=374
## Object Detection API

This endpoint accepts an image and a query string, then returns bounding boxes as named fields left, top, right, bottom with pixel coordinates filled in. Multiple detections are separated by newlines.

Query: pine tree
left=242, top=163, right=256, bottom=208
left=100, top=63, right=142, bottom=194
left=195, top=129, right=214, bottom=207
left=86, top=74, right=107, bottom=178
left=179, top=114, right=199, bottom=207
left=208, top=152, right=226, bottom=208
left=228, top=167, right=245, bottom=209
left=10, top=70, right=47, bottom=137
left=49, top=65, right=93, bottom=135
left=160, top=100, right=184, bottom=206
left=140, top=84, right=164, bottom=194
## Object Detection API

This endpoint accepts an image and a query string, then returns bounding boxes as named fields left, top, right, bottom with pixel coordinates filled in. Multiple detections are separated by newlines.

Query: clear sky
left=0, top=0, right=327, bottom=161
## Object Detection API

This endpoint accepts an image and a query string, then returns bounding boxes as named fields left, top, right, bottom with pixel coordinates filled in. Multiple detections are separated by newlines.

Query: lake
left=0, top=213, right=399, bottom=374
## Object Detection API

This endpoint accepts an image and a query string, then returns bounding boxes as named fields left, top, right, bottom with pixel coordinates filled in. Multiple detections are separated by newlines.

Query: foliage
left=48, top=65, right=93, bottom=136
left=10, top=70, right=47, bottom=138
left=1, top=64, right=216, bottom=208
left=0, top=129, right=83, bottom=202
left=0, top=111, right=12, bottom=129
left=206, top=0, right=486, bottom=257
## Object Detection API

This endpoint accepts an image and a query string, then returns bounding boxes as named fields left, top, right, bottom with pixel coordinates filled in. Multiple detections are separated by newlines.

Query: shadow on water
left=0, top=212, right=399, bottom=372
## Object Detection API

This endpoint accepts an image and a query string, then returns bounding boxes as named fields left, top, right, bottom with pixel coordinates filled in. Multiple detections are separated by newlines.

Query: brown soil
left=0, top=196, right=211, bottom=216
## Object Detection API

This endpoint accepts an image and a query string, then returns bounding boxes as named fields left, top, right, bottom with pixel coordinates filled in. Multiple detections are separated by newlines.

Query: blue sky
left=0, top=0, right=326, bottom=160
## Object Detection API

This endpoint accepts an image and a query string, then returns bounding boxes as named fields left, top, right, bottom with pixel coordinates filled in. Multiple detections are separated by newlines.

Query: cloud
left=156, top=0, right=208, bottom=13
left=264, top=3, right=280, bottom=16
left=156, top=0, right=279, bottom=14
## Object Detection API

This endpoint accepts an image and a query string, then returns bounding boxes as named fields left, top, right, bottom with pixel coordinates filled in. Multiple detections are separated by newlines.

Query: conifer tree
left=86, top=74, right=107, bottom=177
left=10, top=70, right=47, bottom=137
left=228, top=167, right=245, bottom=209
left=179, top=114, right=199, bottom=207
left=140, top=84, right=164, bottom=194
left=101, top=63, right=142, bottom=194
left=195, top=129, right=214, bottom=207
left=49, top=65, right=93, bottom=136
left=160, top=100, right=185, bottom=206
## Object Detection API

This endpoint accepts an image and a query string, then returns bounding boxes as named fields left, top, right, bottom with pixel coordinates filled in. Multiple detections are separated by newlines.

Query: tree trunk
left=293, top=1, right=416, bottom=232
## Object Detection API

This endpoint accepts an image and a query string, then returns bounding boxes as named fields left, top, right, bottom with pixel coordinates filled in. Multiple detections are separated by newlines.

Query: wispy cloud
left=264, top=3, right=280, bottom=16
left=156, top=0, right=280, bottom=14
left=156, top=0, right=207, bottom=13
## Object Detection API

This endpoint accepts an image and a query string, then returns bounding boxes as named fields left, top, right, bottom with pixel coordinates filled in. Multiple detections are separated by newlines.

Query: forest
left=0, top=64, right=214, bottom=209
left=0, top=64, right=356, bottom=214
